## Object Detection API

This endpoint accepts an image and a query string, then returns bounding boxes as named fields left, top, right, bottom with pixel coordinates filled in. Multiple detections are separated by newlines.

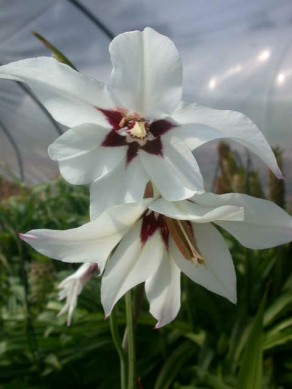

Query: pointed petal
left=48, top=123, right=125, bottom=184
left=58, top=279, right=81, bottom=326
left=109, top=28, right=182, bottom=118
left=171, top=223, right=237, bottom=303
left=203, top=193, right=292, bottom=249
left=20, top=201, right=150, bottom=272
left=173, top=102, right=282, bottom=178
left=0, top=57, right=113, bottom=127
left=90, top=159, right=149, bottom=219
left=58, top=263, right=98, bottom=325
left=145, top=253, right=181, bottom=328
left=140, top=134, right=204, bottom=201
left=101, top=226, right=164, bottom=316
left=150, top=198, right=244, bottom=223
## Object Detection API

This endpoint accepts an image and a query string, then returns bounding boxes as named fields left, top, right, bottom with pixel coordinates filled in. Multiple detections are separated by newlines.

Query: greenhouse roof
left=0, top=0, right=291, bottom=195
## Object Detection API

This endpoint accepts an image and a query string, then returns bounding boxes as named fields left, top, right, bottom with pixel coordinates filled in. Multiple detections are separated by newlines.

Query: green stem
left=125, top=291, right=136, bottom=389
left=109, top=308, right=127, bottom=389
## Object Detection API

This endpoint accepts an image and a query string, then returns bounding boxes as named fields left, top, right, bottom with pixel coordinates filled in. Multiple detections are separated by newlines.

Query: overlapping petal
left=145, top=253, right=181, bottom=328
left=109, top=27, right=182, bottom=118
left=171, top=223, right=237, bottom=303
left=173, top=102, right=282, bottom=178
left=89, top=158, right=149, bottom=220
left=0, top=57, right=112, bottom=127
left=149, top=198, right=244, bottom=223
left=140, top=134, right=204, bottom=200
left=20, top=201, right=151, bottom=272
left=48, top=123, right=126, bottom=185
left=101, top=225, right=164, bottom=316
left=194, top=192, right=292, bottom=249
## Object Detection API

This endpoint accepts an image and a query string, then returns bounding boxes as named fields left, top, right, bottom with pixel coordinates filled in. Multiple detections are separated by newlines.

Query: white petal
left=204, top=193, right=292, bottom=249
left=48, top=123, right=125, bottom=184
left=58, top=263, right=98, bottom=289
left=171, top=223, right=237, bottom=303
left=101, top=225, right=164, bottom=316
left=109, top=28, right=182, bottom=118
left=20, top=201, right=151, bottom=272
left=58, top=263, right=98, bottom=325
left=90, top=158, right=149, bottom=219
left=173, top=102, right=282, bottom=178
left=139, top=134, right=204, bottom=201
left=149, top=198, right=244, bottom=223
left=145, top=253, right=181, bottom=328
left=58, top=279, right=81, bottom=326
left=0, top=57, right=113, bottom=127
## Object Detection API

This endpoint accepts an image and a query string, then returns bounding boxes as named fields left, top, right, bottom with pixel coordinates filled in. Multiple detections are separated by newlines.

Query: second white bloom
left=20, top=193, right=292, bottom=327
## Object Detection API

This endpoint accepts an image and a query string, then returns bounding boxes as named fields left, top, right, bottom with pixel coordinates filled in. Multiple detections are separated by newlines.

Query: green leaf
left=154, top=342, right=196, bottom=389
left=237, top=293, right=266, bottom=389
left=32, top=32, right=77, bottom=70
left=203, top=372, right=234, bottom=389
left=263, top=293, right=292, bottom=327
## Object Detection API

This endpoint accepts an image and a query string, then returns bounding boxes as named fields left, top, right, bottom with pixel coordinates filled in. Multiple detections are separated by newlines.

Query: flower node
left=117, top=110, right=153, bottom=146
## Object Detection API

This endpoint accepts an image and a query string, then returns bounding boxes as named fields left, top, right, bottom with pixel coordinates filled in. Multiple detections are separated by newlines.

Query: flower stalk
left=109, top=307, right=127, bottom=389
left=124, top=290, right=136, bottom=389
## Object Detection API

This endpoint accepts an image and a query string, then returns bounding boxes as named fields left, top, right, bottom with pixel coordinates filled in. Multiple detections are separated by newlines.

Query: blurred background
left=0, top=0, right=291, bottom=198
left=1, top=2, right=292, bottom=388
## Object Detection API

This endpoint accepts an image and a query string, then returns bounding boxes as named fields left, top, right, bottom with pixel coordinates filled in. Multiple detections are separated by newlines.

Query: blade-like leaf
left=154, top=342, right=196, bottom=389
left=264, top=293, right=292, bottom=327
left=237, top=293, right=266, bottom=389
left=32, top=32, right=77, bottom=70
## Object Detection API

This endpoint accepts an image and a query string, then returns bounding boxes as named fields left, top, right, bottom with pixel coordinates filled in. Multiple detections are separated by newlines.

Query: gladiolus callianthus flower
left=20, top=193, right=292, bottom=327
left=0, top=28, right=282, bottom=219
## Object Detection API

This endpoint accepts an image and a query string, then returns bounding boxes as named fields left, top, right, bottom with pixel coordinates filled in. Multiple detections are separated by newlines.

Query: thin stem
left=244, top=247, right=253, bottom=315
left=134, top=284, right=144, bottom=325
left=109, top=308, right=127, bottom=389
left=125, top=291, right=136, bottom=389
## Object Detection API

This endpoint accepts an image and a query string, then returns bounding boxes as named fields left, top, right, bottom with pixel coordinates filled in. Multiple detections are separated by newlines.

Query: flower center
left=100, top=107, right=175, bottom=162
left=117, top=110, right=154, bottom=146
left=130, top=120, right=147, bottom=138
left=140, top=211, right=204, bottom=265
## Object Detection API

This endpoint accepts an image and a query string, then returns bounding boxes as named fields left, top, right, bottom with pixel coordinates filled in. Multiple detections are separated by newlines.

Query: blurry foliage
left=0, top=145, right=291, bottom=388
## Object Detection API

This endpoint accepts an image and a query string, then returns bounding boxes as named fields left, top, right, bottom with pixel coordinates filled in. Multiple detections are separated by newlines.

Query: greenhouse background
left=0, top=1, right=292, bottom=388
left=0, top=0, right=291, bottom=195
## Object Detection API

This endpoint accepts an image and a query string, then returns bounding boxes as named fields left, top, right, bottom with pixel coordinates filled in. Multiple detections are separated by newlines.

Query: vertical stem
left=109, top=307, right=127, bottom=389
left=185, top=276, right=195, bottom=330
left=245, top=248, right=253, bottom=315
left=125, top=291, right=136, bottom=389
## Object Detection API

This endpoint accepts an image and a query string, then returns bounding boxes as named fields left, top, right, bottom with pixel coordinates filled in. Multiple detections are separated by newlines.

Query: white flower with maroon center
left=19, top=193, right=292, bottom=327
left=0, top=28, right=282, bottom=218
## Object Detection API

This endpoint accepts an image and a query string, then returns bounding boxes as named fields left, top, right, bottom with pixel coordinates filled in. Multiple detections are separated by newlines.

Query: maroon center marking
left=140, top=211, right=169, bottom=249
left=99, top=108, right=175, bottom=164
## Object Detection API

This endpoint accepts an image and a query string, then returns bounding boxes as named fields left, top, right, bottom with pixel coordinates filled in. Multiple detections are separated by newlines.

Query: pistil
left=130, top=120, right=147, bottom=138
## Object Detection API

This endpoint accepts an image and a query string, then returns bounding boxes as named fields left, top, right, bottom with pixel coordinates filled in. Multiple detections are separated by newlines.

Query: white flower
left=58, top=263, right=98, bottom=325
left=19, top=193, right=292, bottom=327
left=0, top=28, right=282, bottom=218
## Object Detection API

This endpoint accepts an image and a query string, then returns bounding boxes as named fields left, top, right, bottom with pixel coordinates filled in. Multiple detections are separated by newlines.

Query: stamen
left=117, top=110, right=149, bottom=141
left=144, top=181, right=154, bottom=198
left=164, top=217, right=204, bottom=265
